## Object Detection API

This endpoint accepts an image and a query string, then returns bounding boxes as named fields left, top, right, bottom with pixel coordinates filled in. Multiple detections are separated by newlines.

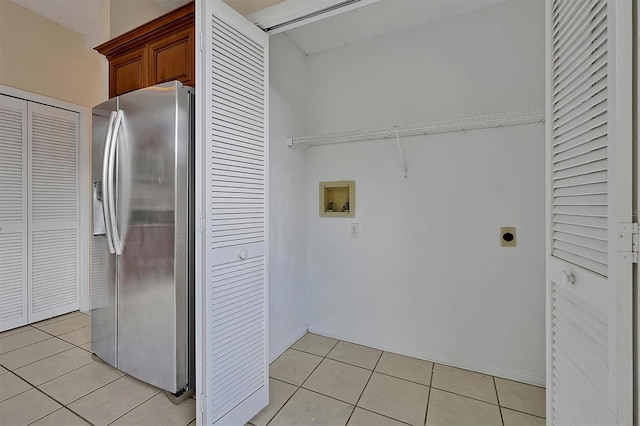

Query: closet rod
left=286, top=109, right=546, bottom=147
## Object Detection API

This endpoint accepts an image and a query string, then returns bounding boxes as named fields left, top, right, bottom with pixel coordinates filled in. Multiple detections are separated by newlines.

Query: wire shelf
left=287, top=109, right=546, bottom=147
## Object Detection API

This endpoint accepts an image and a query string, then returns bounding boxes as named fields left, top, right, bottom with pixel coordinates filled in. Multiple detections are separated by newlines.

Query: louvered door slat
left=28, top=103, right=79, bottom=322
left=552, top=4, right=607, bottom=75
left=200, top=2, right=269, bottom=424
left=550, top=284, right=610, bottom=423
left=553, top=130, right=606, bottom=160
left=547, top=1, right=633, bottom=422
left=550, top=0, right=610, bottom=280
left=552, top=0, right=600, bottom=56
left=552, top=222, right=606, bottom=240
left=553, top=114, right=606, bottom=148
left=553, top=76, right=607, bottom=124
left=553, top=214, right=607, bottom=229
left=553, top=182, right=607, bottom=196
left=552, top=50, right=607, bottom=106
left=0, top=95, right=28, bottom=332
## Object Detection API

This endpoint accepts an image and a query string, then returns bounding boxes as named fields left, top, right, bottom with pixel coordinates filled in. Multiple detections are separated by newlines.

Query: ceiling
left=284, top=0, right=510, bottom=55
left=10, top=0, right=510, bottom=54
left=9, top=0, right=285, bottom=48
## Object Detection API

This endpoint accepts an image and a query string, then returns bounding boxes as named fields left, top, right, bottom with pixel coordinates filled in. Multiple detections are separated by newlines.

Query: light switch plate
left=501, top=227, right=516, bottom=247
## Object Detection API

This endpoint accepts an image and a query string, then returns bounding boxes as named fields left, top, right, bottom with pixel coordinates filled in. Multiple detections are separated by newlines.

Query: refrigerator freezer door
left=115, top=82, right=192, bottom=393
left=91, top=98, right=118, bottom=367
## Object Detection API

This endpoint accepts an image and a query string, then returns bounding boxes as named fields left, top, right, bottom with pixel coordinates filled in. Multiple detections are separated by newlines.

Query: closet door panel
left=546, top=0, right=632, bottom=423
left=28, top=103, right=80, bottom=322
left=196, top=1, right=269, bottom=424
left=0, top=95, right=28, bottom=332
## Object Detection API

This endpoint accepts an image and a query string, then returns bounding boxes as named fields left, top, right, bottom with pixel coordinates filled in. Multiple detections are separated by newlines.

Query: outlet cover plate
left=350, top=223, right=359, bottom=238
left=500, top=227, right=516, bottom=247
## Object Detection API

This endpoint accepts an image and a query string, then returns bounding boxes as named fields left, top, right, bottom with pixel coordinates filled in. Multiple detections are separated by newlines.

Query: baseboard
left=269, top=325, right=308, bottom=363
left=307, top=326, right=545, bottom=387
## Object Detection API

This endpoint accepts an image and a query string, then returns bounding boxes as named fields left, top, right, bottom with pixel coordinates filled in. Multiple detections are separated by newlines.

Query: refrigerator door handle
left=101, top=111, right=117, bottom=254
left=108, top=109, right=125, bottom=255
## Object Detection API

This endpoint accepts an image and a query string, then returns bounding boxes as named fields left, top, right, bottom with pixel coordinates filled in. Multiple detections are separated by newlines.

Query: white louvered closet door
left=27, top=103, right=80, bottom=322
left=0, top=95, right=28, bottom=332
left=196, top=1, right=269, bottom=425
left=546, top=0, right=632, bottom=424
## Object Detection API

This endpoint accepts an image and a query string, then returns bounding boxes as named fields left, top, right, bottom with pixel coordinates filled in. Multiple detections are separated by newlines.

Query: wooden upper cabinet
left=110, top=47, right=148, bottom=98
left=95, top=2, right=195, bottom=97
left=149, top=26, right=194, bottom=87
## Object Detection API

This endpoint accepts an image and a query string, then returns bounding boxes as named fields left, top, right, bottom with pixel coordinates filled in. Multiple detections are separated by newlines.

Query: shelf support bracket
left=394, top=128, right=407, bottom=179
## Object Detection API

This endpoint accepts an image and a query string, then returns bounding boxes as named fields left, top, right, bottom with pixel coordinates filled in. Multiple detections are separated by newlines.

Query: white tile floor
left=0, top=312, right=195, bottom=426
left=253, top=334, right=545, bottom=426
left=0, top=313, right=545, bottom=426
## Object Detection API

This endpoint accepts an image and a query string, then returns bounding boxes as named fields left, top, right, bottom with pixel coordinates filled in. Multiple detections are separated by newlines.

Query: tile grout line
left=356, top=406, right=414, bottom=425
left=291, top=346, right=437, bottom=387
left=289, top=347, right=380, bottom=375
left=0, top=334, right=52, bottom=357
left=292, top=346, right=480, bottom=404
left=2, top=314, right=92, bottom=377
left=0, top=311, right=84, bottom=341
left=343, top=345, right=383, bottom=426
left=499, top=406, right=546, bottom=420
left=423, top=363, right=435, bottom=426
left=265, top=337, right=340, bottom=426
left=0, top=326, right=36, bottom=340
left=262, top=372, right=301, bottom=425
left=5, top=312, right=192, bottom=426
left=0, top=337, right=80, bottom=371
left=429, top=385, right=502, bottom=408
left=33, top=323, right=92, bottom=340
left=0, top=370, right=34, bottom=404
left=104, top=390, right=162, bottom=425
left=271, top=334, right=546, bottom=425
left=43, top=370, right=126, bottom=406
left=17, top=357, right=96, bottom=390
left=3, top=369, right=97, bottom=426
left=494, top=376, right=505, bottom=426
left=7, top=346, right=93, bottom=381
left=277, top=337, right=435, bottom=426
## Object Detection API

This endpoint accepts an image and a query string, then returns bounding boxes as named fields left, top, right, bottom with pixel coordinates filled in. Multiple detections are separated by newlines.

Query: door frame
left=0, top=84, right=91, bottom=314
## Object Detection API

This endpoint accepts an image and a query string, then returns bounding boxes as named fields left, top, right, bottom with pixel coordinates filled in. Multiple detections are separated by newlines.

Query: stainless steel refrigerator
left=90, top=81, right=194, bottom=398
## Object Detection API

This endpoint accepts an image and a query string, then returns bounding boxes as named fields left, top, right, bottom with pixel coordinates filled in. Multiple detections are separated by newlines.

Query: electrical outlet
left=350, top=223, right=359, bottom=238
left=500, top=227, right=516, bottom=247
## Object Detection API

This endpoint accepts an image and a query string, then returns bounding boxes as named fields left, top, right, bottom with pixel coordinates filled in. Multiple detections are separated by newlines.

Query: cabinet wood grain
left=96, top=2, right=195, bottom=97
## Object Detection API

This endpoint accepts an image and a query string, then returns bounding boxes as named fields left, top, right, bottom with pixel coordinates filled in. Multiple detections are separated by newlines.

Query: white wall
left=302, top=0, right=546, bottom=384
left=305, top=0, right=545, bottom=135
left=268, top=34, right=309, bottom=361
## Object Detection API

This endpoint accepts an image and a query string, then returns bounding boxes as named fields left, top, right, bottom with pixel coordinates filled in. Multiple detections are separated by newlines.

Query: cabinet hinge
left=199, top=32, right=204, bottom=52
left=617, top=222, right=639, bottom=263
left=199, top=215, right=205, bottom=233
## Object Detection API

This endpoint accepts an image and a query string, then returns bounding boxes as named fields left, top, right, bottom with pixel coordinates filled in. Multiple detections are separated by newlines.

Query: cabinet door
left=0, top=95, right=28, bottom=332
left=28, top=103, right=80, bottom=322
left=148, top=26, right=195, bottom=87
left=110, top=47, right=148, bottom=97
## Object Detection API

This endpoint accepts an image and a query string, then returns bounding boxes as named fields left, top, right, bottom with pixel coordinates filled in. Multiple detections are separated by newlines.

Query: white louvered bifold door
left=0, top=95, right=28, bottom=332
left=546, top=0, right=632, bottom=424
left=27, top=103, right=80, bottom=322
left=196, top=1, right=269, bottom=425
